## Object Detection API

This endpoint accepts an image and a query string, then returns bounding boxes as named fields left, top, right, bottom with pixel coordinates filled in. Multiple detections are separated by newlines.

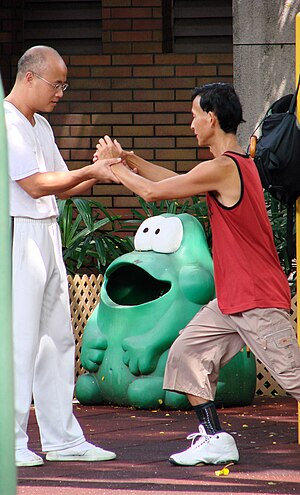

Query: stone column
left=233, top=0, right=298, bottom=148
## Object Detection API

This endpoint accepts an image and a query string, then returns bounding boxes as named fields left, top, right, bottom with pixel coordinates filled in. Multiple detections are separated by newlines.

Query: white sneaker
left=169, top=425, right=239, bottom=466
left=46, top=441, right=116, bottom=462
left=15, top=448, right=44, bottom=467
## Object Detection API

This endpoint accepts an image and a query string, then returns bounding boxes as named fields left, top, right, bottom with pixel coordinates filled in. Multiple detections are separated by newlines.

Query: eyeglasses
left=32, top=72, right=69, bottom=92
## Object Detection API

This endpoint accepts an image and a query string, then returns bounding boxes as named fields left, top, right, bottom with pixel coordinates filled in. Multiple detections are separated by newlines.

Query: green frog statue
left=75, top=213, right=256, bottom=409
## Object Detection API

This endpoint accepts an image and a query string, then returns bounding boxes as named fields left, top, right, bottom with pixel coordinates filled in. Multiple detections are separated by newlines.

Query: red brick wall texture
left=1, top=1, right=233, bottom=217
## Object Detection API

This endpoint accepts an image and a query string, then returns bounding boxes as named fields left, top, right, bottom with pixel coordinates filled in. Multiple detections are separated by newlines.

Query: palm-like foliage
left=57, top=198, right=134, bottom=276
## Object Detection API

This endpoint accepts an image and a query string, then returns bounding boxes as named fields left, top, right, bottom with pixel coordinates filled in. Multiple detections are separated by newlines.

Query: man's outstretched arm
left=16, top=157, right=122, bottom=200
left=96, top=135, right=178, bottom=181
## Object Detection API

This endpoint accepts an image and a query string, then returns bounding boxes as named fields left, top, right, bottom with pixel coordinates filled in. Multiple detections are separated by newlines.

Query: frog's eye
left=151, top=217, right=183, bottom=253
left=134, top=216, right=159, bottom=251
left=134, top=216, right=183, bottom=253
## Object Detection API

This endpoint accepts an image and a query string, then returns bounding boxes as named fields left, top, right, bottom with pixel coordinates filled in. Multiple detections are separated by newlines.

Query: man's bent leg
left=164, top=300, right=243, bottom=466
left=163, top=299, right=244, bottom=399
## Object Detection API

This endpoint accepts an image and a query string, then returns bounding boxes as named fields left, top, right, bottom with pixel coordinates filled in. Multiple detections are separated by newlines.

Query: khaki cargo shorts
left=163, top=299, right=300, bottom=402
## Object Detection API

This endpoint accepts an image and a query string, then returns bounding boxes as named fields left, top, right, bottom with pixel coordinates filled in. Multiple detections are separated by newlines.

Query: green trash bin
left=76, top=213, right=256, bottom=409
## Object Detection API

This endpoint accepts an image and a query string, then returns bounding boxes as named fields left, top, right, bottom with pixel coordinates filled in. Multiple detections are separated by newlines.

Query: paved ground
left=17, top=396, right=300, bottom=495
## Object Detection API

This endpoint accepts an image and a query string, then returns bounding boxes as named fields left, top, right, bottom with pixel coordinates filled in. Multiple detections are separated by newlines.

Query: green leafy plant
left=57, top=197, right=134, bottom=276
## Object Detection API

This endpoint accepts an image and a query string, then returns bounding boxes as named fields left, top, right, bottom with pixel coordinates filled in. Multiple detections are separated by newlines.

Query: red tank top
left=206, top=152, right=291, bottom=314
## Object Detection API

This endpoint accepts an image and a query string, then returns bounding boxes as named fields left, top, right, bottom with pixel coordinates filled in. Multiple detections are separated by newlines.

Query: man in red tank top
left=96, top=83, right=300, bottom=466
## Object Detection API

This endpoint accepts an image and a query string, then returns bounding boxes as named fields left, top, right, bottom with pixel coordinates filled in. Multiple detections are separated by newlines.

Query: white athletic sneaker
left=46, top=441, right=116, bottom=462
left=169, top=424, right=239, bottom=466
left=15, top=448, right=44, bottom=467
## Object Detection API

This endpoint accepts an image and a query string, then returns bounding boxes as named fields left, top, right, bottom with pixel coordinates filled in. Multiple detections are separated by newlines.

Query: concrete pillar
left=233, top=0, right=298, bottom=148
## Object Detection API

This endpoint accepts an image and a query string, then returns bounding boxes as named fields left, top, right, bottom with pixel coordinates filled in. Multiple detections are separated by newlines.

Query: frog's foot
left=128, top=378, right=191, bottom=409
left=75, top=373, right=104, bottom=405
left=164, top=390, right=191, bottom=410
left=128, top=377, right=166, bottom=409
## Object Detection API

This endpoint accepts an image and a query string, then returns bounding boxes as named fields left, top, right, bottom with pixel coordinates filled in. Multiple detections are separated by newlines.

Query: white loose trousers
left=13, top=217, right=85, bottom=451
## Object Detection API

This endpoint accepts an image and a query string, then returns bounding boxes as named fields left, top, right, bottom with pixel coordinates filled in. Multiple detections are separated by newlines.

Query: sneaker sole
left=46, top=453, right=117, bottom=462
left=16, top=459, right=44, bottom=467
left=169, top=457, right=239, bottom=467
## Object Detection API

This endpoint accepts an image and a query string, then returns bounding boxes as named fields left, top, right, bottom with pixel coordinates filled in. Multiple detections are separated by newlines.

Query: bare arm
left=111, top=156, right=240, bottom=205
left=123, top=153, right=178, bottom=181
left=95, top=136, right=241, bottom=205
left=96, top=135, right=178, bottom=181
left=17, top=158, right=121, bottom=200
left=57, top=178, right=98, bottom=199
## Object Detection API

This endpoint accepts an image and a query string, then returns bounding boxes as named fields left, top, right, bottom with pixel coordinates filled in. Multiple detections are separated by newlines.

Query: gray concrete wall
left=233, top=0, right=299, bottom=149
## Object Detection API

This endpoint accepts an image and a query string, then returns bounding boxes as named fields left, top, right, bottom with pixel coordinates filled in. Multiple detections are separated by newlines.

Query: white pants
left=12, top=217, right=85, bottom=451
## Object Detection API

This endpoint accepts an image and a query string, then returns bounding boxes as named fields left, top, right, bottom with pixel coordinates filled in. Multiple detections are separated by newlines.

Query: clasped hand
left=93, top=135, right=137, bottom=171
left=92, top=136, right=137, bottom=184
left=91, top=136, right=127, bottom=183
left=94, top=135, right=129, bottom=160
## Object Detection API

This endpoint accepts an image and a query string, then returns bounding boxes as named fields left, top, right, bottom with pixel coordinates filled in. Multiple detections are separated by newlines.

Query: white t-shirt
left=4, top=101, right=68, bottom=218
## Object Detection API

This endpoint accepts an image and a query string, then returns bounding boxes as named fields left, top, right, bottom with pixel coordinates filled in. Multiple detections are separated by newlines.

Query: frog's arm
left=122, top=304, right=184, bottom=376
left=80, top=310, right=108, bottom=372
left=179, top=264, right=215, bottom=305
left=122, top=266, right=215, bottom=376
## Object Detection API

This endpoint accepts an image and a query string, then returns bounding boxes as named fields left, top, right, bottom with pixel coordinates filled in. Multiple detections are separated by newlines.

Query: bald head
left=17, top=46, right=66, bottom=79
left=6, top=45, right=68, bottom=121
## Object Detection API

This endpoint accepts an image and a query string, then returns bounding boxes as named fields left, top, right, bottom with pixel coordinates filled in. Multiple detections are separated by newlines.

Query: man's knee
left=167, top=336, right=186, bottom=364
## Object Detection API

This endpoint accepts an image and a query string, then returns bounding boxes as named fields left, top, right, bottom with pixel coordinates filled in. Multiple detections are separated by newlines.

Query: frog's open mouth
left=106, top=264, right=171, bottom=306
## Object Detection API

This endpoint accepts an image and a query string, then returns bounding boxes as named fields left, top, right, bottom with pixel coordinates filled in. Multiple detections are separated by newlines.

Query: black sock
left=193, top=401, right=222, bottom=435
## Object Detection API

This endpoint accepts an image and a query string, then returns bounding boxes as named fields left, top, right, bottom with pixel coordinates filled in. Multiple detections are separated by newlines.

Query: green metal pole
left=0, top=77, right=16, bottom=494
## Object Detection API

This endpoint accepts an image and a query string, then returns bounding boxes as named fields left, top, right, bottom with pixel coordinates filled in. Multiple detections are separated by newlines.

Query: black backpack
left=249, top=77, right=300, bottom=264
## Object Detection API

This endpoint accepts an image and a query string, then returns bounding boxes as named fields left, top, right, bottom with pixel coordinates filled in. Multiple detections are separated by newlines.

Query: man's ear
left=25, top=71, right=34, bottom=84
left=208, top=111, right=217, bottom=127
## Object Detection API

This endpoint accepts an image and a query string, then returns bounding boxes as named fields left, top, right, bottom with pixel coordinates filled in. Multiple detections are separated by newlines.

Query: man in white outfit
left=4, top=45, right=121, bottom=467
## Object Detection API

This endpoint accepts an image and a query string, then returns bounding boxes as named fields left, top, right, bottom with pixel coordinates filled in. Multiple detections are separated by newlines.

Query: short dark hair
left=192, top=83, right=245, bottom=134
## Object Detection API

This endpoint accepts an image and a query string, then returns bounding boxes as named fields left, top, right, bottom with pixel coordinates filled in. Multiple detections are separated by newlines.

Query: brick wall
left=0, top=1, right=22, bottom=91
left=1, top=0, right=233, bottom=220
